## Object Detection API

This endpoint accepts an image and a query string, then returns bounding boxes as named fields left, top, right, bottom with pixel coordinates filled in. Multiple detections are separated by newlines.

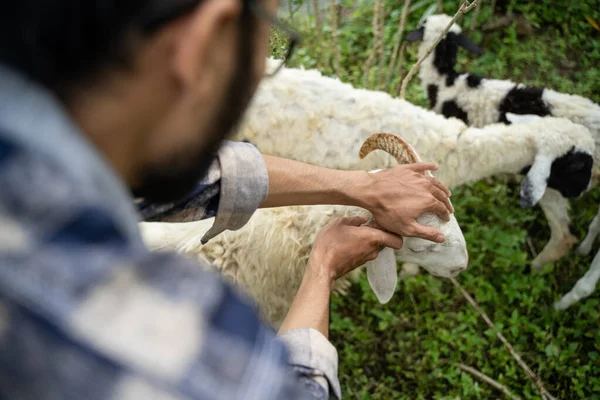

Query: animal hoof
left=577, top=243, right=592, bottom=256
left=528, top=260, right=544, bottom=272
left=553, top=300, right=568, bottom=311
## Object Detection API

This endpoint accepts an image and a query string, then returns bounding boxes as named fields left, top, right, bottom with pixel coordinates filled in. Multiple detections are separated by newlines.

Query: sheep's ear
left=366, top=248, right=398, bottom=304
left=405, top=26, right=424, bottom=42
left=520, top=154, right=553, bottom=208
left=505, top=113, right=542, bottom=124
left=456, top=33, right=484, bottom=55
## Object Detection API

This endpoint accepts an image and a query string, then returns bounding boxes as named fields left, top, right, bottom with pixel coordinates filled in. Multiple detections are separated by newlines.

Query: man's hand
left=260, top=155, right=453, bottom=243
left=308, top=216, right=404, bottom=287
left=354, top=163, right=453, bottom=243
left=278, top=216, right=403, bottom=338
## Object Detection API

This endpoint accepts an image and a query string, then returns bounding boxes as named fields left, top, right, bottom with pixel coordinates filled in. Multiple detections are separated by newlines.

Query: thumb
left=405, top=162, right=439, bottom=173
left=364, top=227, right=404, bottom=250
left=410, top=224, right=445, bottom=243
left=341, top=216, right=370, bottom=227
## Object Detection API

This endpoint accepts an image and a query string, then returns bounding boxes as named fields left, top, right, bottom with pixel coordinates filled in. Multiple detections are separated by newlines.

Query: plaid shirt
left=0, top=64, right=341, bottom=400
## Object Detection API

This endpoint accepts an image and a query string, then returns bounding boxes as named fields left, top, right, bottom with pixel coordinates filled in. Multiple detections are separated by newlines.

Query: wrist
left=305, top=256, right=336, bottom=292
left=339, top=170, right=376, bottom=210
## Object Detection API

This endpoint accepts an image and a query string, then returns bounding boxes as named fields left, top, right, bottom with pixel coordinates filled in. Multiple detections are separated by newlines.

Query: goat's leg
left=554, top=248, right=600, bottom=310
left=531, top=189, right=577, bottom=269
left=577, top=205, right=600, bottom=256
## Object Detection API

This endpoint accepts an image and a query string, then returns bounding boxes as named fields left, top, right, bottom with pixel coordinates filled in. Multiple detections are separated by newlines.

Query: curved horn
left=360, top=131, right=428, bottom=166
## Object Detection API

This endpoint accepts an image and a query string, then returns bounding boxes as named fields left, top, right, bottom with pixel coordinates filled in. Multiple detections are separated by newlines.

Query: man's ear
left=172, top=0, right=241, bottom=86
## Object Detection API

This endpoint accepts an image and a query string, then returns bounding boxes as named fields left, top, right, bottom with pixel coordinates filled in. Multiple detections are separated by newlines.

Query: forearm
left=278, top=263, right=333, bottom=338
left=261, top=155, right=371, bottom=209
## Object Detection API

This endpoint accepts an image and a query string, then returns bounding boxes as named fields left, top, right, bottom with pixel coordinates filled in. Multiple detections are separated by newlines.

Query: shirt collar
left=0, top=63, right=142, bottom=241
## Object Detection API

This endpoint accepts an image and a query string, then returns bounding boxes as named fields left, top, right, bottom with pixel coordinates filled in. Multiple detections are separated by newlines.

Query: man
left=0, top=0, right=453, bottom=399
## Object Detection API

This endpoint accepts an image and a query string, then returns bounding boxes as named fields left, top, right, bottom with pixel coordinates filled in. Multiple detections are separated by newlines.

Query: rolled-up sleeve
left=201, top=140, right=268, bottom=243
left=278, top=328, right=342, bottom=399
left=137, top=141, right=269, bottom=243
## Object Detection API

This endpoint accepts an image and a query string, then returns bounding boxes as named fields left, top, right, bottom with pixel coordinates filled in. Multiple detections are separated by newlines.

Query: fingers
left=366, top=227, right=404, bottom=250
left=428, top=175, right=452, bottom=198
left=426, top=199, right=451, bottom=221
left=408, top=224, right=445, bottom=243
left=406, top=162, right=439, bottom=173
left=340, top=216, right=369, bottom=227
left=427, top=185, right=453, bottom=215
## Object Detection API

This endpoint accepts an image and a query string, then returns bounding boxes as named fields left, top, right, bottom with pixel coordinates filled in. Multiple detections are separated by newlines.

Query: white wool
left=237, top=60, right=593, bottom=197
left=415, top=14, right=600, bottom=308
left=140, top=201, right=468, bottom=328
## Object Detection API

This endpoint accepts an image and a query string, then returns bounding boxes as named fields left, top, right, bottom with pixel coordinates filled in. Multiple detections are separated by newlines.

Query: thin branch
left=490, top=0, right=497, bottom=15
left=393, top=42, right=408, bottom=96
left=385, top=0, right=412, bottom=90
left=527, top=237, right=538, bottom=257
left=330, top=0, right=342, bottom=77
left=450, top=277, right=558, bottom=400
left=455, top=363, right=521, bottom=400
left=376, top=2, right=389, bottom=89
left=469, top=0, right=483, bottom=33
left=363, top=0, right=384, bottom=88
left=437, top=0, right=444, bottom=13
left=399, top=0, right=483, bottom=99
left=312, top=0, right=322, bottom=39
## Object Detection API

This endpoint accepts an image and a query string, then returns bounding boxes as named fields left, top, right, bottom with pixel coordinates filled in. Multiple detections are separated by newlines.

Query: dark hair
left=0, top=1, right=160, bottom=97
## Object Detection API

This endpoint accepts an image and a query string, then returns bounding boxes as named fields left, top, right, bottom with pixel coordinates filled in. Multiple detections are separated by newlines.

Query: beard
left=132, top=10, right=258, bottom=204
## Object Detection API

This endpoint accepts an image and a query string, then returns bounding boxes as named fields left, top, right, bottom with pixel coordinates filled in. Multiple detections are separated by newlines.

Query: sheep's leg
left=554, top=249, right=600, bottom=310
left=531, top=190, right=577, bottom=269
left=577, top=205, right=600, bottom=256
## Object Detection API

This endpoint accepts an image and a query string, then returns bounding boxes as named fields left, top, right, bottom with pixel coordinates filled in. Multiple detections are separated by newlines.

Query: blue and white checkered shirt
left=0, top=64, right=341, bottom=400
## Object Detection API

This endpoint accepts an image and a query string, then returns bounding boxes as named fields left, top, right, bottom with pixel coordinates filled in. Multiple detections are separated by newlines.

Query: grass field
left=272, top=3, right=600, bottom=398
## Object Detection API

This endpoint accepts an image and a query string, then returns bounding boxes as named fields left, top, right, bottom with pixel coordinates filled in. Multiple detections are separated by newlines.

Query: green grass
left=272, top=5, right=600, bottom=398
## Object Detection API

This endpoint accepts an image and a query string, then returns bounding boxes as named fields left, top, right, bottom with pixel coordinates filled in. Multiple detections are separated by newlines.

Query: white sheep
left=404, top=14, right=600, bottom=308
left=141, top=133, right=469, bottom=328
left=230, top=59, right=594, bottom=278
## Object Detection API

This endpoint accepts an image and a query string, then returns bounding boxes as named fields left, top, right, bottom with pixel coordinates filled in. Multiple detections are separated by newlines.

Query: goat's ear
left=520, top=154, right=553, bottom=208
left=405, top=26, right=425, bottom=42
left=456, top=33, right=484, bottom=55
left=366, top=248, right=398, bottom=304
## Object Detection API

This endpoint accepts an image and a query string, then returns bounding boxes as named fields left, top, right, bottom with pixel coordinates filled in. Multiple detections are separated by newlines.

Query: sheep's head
left=505, top=114, right=595, bottom=207
left=405, top=14, right=484, bottom=67
left=358, top=133, right=469, bottom=303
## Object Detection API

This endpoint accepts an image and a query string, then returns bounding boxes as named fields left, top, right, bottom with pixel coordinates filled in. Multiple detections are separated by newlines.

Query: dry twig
left=456, top=363, right=521, bottom=400
left=393, top=42, right=409, bottom=96
left=469, top=0, right=483, bottom=33
left=385, top=0, right=411, bottom=90
left=312, top=0, right=323, bottom=40
left=399, top=0, right=482, bottom=99
left=376, top=2, right=389, bottom=89
left=450, top=277, right=558, bottom=400
left=330, top=0, right=342, bottom=77
left=363, top=0, right=384, bottom=88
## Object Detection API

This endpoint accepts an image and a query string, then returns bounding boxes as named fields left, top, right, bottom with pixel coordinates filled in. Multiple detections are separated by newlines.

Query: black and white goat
left=405, top=14, right=600, bottom=309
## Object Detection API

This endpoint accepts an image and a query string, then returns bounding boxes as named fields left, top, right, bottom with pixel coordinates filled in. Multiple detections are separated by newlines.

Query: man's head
left=0, top=0, right=281, bottom=203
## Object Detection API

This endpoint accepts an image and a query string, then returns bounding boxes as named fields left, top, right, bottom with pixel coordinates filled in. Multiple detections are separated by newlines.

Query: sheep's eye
left=409, top=247, right=426, bottom=253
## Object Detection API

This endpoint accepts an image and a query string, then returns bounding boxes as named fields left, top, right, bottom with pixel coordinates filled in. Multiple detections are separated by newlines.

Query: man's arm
left=261, top=154, right=454, bottom=243
left=139, top=141, right=454, bottom=243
